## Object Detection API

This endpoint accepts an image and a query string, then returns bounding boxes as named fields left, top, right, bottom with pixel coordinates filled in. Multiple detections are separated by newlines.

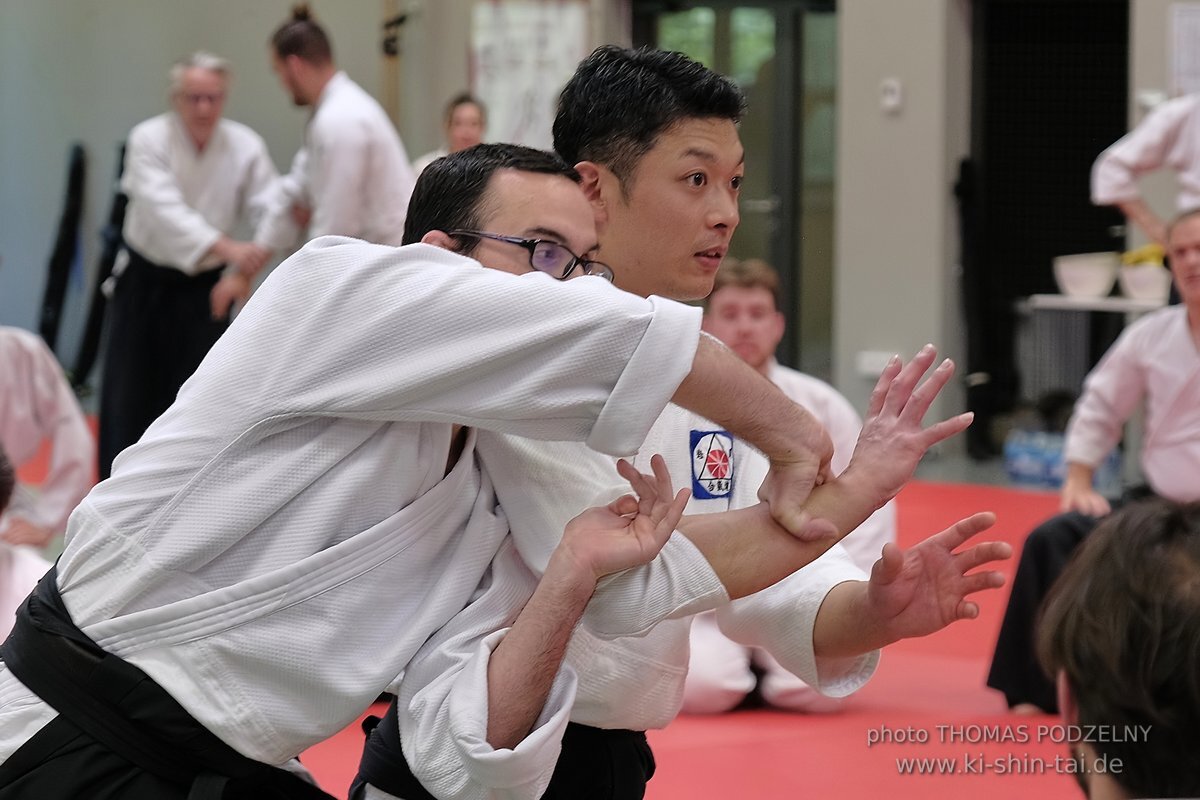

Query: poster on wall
left=471, top=1, right=589, bottom=150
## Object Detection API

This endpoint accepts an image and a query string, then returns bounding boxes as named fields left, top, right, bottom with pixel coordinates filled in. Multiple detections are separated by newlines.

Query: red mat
left=303, top=479, right=1076, bottom=799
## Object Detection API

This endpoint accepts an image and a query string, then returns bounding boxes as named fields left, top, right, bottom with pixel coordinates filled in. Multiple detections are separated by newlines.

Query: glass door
left=633, top=1, right=837, bottom=377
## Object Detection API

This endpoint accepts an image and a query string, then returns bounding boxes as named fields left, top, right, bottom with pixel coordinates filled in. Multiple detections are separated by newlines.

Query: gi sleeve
left=394, top=539, right=575, bottom=800
left=210, top=241, right=703, bottom=457
left=1091, top=95, right=1200, bottom=206
left=713, top=545, right=880, bottom=697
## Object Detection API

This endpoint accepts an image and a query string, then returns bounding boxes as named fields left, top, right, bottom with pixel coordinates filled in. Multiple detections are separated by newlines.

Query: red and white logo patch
left=690, top=430, right=734, bottom=499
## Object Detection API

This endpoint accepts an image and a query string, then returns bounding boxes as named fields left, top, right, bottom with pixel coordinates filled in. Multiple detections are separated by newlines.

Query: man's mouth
left=695, top=247, right=727, bottom=267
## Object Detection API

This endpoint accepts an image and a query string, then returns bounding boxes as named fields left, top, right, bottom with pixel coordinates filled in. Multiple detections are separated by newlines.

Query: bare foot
left=1010, top=702, right=1047, bottom=716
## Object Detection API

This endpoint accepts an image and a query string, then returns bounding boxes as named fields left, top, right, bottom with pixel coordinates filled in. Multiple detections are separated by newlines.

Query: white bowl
left=1117, top=263, right=1172, bottom=303
left=1053, top=252, right=1119, bottom=298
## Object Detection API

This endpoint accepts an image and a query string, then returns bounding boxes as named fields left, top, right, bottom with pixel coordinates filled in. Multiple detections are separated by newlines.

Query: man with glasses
left=358, top=47, right=1010, bottom=800
left=99, top=51, right=279, bottom=479
left=0, top=140, right=860, bottom=798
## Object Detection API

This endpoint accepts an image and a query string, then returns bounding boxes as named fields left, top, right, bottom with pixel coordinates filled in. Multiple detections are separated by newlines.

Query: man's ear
left=574, top=161, right=609, bottom=223
left=422, top=230, right=456, bottom=251
left=1056, top=671, right=1078, bottom=724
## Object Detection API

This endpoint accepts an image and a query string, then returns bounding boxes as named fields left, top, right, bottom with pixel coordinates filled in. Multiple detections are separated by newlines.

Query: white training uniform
left=0, top=238, right=730, bottom=770
left=682, top=360, right=897, bottom=714
left=376, top=383, right=883, bottom=799
left=258, top=72, right=416, bottom=249
left=1091, top=93, right=1200, bottom=212
left=1064, top=305, right=1200, bottom=502
left=120, top=112, right=281, bottom=274
left=0, top=327, right=94, bottom=540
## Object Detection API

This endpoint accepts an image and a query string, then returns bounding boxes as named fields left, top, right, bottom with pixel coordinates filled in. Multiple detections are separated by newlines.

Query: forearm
left=1117, top=198, right=1166, bottom=244
left=672, top=333, right=824, bottom=463
left=808, top=580, right=895, bottom=657
left=1064, top=462, right=1096, bottom=492
left=677, top=470, right=881, bottom=600
left=485, top=554, right=593, bottom=749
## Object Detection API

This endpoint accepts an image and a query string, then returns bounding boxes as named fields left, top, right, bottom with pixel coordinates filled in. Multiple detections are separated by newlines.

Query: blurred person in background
left=99, top=50, right=279, bottom=479
left=259, top=4, right=417, bottom=248
left=412, top=93, right=487, bottom=176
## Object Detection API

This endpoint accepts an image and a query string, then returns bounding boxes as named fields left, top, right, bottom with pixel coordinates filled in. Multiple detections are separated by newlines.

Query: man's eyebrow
left=524, top=226, right=569, bottom=242
left=678, top=147, right=747, bottom=168
left=524, top=226, right=599, bottom=255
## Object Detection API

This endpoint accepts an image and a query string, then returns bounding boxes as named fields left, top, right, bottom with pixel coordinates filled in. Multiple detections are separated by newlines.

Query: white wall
left=833, top=0, right=971, bottom=429
left=1127, top=0, right=1179, bottom=243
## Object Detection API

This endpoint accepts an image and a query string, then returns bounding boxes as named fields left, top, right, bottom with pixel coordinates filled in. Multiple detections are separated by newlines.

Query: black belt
left=124, top=246, right=225, bottom=287
left=0, top=567, right=335, bottom=800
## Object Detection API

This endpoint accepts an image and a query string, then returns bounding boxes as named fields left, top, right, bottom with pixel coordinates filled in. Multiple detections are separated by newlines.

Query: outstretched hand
left=865, top=512, right=1011, bottom=641
left=843, top=344, right=974, bottom=510
left=556, top=454, right=691, bottom=582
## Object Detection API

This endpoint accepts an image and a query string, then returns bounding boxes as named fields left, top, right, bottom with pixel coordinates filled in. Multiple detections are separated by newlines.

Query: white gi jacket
left=1064, top=305, right=1200, bottom=502
left=121, top=112, right=280, bottom=273
left=1091, top=94, right=1200, bottom=211
left=385, top=385, right=882, bottom=799
left=258, top=72, right=417, bottom=249
left=0, top=327, right=93, bottom=539
left=0, top=239, right=729, bottom=768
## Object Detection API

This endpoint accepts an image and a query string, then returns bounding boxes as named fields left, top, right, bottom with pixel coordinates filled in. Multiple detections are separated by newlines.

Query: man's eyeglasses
left=179, top=92, right=226, bottom=107
left=449, top=230, right=613, bottom=281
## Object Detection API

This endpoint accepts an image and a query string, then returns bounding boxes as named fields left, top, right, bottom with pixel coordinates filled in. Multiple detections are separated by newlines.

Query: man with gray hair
left=99, top=51, right=281, bottom=479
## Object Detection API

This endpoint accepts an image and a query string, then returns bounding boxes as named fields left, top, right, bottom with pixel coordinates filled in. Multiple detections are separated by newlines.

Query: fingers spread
left=901, top=358, right=955, bottom=424
left=955, top=541, right=1013, bottom=572
left=866, top=355, right=903, bottom=418
left=919, top=412, right=975, bottom=449
left=882, top=345, right=937, bottom=417
left=934, top=511, right=997, bottom=550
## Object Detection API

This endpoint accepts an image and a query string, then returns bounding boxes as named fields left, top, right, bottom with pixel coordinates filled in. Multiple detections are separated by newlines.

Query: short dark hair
left=402, top=143, right=580, bottom=255
left=271, top=4, right=333, bottom=65
left=707, top=258, right=781, bottom=310
left=1038, top=499, right=1200, bottom=798
left=553, top=45, right=746, bottom=190
left=0, top=449, right=14, bottom=514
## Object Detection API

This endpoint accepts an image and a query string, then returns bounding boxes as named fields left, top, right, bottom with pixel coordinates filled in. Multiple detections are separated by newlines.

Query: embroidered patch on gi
left=690, top=430, right=734, bottom=499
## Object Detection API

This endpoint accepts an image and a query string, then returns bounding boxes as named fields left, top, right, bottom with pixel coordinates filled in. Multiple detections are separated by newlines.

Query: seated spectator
left=0, top=326, right=93, bottom=549
left=682, top=258, right=897, bottom=714
left=987, top=208, right=1200, bottom=714
left=1037, top=498, right=1200, bottom=799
